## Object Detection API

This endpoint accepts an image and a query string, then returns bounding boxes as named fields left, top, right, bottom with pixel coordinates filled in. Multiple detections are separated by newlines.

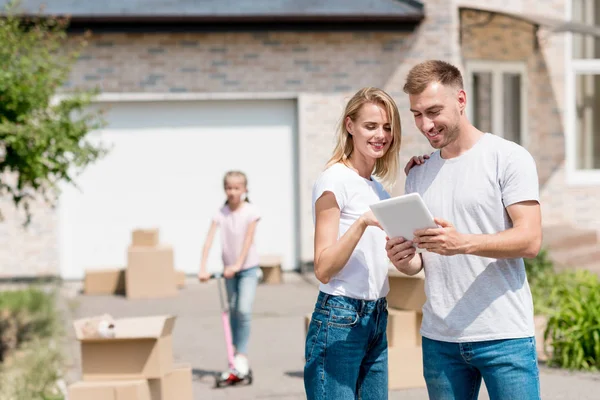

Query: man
left=386, top=59, right=542, bottom=400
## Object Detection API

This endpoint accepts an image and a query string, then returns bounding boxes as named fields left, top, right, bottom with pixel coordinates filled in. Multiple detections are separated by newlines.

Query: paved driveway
left=62, top=273, right=600, bottom=399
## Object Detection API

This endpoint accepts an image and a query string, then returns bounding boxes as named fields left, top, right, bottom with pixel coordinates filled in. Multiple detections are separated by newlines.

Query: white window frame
left=565, top=0, right=600, bottom=185
left=465, top=61, right=529, bottom=148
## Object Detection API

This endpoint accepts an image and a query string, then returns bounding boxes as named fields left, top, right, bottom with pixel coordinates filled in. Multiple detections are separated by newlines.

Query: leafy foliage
left=0, top=286, right=65, bottom=400
left=526, top=249, right=600, bottom=371
left=543, top=270, right=600, bottom=371
left=525, top=248, right=556, bottom=314
left=0, top=0, right=107, bottom=224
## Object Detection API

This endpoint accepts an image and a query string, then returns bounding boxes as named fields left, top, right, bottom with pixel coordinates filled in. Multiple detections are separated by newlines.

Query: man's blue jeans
left=422, top=336, right=541, bottom=400
left=304, top=291, right=389, bottom=400
left=224, top=266, right=259, bottom=355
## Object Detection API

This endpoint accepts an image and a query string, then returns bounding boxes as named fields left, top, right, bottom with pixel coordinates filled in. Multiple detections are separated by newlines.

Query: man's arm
left=463, top=200, right=542, bottom=259
left=414, top=200, right=542, bottom=259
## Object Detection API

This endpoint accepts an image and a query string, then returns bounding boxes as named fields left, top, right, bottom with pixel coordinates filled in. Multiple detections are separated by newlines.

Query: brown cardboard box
left=176, top=270, right=186, bottom=289
left=148, top=364, right=193, bottom=400
left=388, top=346, right=426, bottom=390
left=259, top=254, right=283, bottom=284
left=534, top=314, right=551, bottom=361
left=387, top=309, right=422, bottom=347
left=84, top=268, right=126, bottom=295
left=387, top=269, right=426, bottom=311
left=74, top=315, right=176, bottom=381
left=304, top=313, right=311, bottom=336
left=132, top=228, right=159, bottom=247
left=126, top=246, right=177, bottom=299
left=68, top=380, right=151, bottom=400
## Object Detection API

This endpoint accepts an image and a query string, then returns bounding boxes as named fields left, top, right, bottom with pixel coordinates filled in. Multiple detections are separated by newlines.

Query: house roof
left=3, top=0, right=425, bottom=23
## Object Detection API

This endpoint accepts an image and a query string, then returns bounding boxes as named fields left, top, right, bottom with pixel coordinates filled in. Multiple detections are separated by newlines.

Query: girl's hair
left=223, top=170, right=250, bottom=204
left=326, top=87, right=402, bottom=190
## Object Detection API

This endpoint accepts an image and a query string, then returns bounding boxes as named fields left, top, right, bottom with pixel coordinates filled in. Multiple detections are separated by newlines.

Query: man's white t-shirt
left=406, top=133, right=539, bottom=342
left=312, top=163, right=391, bottom=300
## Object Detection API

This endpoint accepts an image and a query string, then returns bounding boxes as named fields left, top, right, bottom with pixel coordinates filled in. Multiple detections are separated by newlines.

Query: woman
left=304, top=87, right=406, bottom=399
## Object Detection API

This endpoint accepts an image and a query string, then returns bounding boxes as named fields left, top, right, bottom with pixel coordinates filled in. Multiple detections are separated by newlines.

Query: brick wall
left=2, top=0, right=460, bottom=276
left=67, top=31, right=413, bottom=94
left=0, top=196, right=58, bottom=278
left=3, top=29, right=424, bottom=275
left=12, top=0, right=599, bottom=277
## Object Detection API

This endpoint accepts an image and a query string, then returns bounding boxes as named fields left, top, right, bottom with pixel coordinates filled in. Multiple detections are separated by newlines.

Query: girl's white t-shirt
left=312, top=163, right=391, bottom=300
left=213, top=202, right=261, bottom=270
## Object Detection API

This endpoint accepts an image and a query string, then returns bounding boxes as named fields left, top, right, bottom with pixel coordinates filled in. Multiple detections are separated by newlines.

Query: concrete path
left=62, top=273, right=600, bottom=399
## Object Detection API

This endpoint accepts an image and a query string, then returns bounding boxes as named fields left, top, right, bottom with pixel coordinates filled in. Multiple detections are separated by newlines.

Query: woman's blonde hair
left=326, top=87, right=402, bottom=190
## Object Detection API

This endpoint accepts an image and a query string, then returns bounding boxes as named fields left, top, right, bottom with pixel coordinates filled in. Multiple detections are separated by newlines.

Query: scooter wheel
left=246, top=369, right=253, bottom=385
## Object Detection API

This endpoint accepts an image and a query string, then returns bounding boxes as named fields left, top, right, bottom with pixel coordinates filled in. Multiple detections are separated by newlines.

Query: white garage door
left=58, top=99, right=298, bottom=279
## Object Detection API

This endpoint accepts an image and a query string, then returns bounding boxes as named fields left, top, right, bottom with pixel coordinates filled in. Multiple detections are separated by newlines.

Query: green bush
left=526, top=249, right=600, bottom=370
left=544, top=270, right=600, bottom=371
left=0, top=338, right=64, bottom=400
left=525, top=248, right=556, bottom=314
left=0, top=287, right=64, bottom=399
left=0, top=287, right=59, bottom=358
left=525, top=248, right=554, bottom=285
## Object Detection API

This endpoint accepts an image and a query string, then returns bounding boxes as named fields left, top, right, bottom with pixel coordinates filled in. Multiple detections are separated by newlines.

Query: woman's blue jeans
left=304, top=291, right=389, bottom=400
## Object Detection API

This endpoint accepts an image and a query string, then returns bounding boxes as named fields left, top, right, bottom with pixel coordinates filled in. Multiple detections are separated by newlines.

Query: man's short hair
left=403, top=60, right=464, bottom=95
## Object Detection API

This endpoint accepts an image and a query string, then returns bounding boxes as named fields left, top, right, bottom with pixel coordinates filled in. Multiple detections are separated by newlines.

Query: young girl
left=198, top=170, right=261, bottom=379
left=304, top=87, right=404, bottom=400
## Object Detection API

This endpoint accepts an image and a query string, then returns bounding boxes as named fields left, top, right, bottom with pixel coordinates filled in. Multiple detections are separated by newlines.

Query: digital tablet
left=369, top=193, right=438, bottom=253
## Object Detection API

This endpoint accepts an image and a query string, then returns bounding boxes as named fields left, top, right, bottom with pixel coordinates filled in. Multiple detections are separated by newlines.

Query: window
left=568, top=0, right=600, bottom=182
left=572, top=0, right=600, bottom=59
left=465, top=62, right=527, bottom=146
left=575, top=74, right=600, bottom=170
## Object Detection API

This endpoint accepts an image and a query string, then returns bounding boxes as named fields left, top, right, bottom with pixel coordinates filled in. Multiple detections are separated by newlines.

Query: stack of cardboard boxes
left=386, top=268, right=426, bottom=390
left=83, top=228, right=186, bottom=298
left=68, top=315, right=193, bottom=400
left=126, top=229, right=177, bottom=299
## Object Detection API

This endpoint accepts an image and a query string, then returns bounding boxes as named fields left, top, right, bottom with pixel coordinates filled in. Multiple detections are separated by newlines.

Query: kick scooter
left=211, top=272, right=253, bottom=388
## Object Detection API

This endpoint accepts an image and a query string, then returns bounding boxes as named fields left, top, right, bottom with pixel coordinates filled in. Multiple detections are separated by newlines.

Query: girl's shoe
left=234, top=354, right=250, bottom=376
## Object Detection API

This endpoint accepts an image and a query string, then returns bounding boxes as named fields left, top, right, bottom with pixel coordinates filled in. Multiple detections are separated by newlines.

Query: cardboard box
left=69, top=380, right=151, bottom=400
left=534, top=314, right=551, bottom=361
left=259, top=254, right=282, bottom=284
left=304, top=313, right=311, bottom=336
left=126, top=246, right=177, bottom=299
left=387, top=269, right=426, bottom=311
left=387, top=309, right=422, bottom=347
left=176, top=270, right=186, bottom=289
left=84, top=268, right=126, bottom=295
left=388, top=346, right=426, bottom=390
left=132, top=228, right=159, bottom=247
left=74, top=315, right=176, bottom=381
left=148, top=364, right=193, bottom=400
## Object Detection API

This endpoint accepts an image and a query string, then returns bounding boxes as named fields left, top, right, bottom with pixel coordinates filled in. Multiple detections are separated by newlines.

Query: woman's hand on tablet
left=359, top=210, right=383, bottom=230
left=386, top=236, right=422, bottom=275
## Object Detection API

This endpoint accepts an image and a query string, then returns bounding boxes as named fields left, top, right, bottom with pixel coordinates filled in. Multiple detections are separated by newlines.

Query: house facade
left=1, top=0, right=599, bottom=279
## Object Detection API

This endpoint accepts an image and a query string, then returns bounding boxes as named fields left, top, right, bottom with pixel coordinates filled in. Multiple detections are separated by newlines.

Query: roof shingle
left=2, top=0, right=424, bottom=22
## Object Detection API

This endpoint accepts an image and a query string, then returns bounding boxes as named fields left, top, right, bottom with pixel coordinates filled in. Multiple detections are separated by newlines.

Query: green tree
left=0, top=0, right=107, bottom=224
